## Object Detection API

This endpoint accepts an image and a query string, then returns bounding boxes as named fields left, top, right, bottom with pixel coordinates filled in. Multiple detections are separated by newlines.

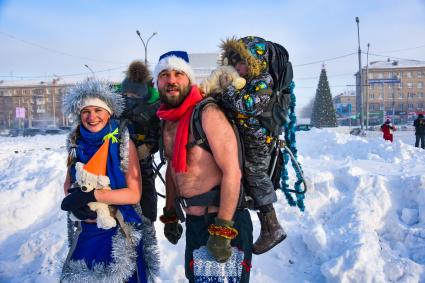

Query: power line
left=0, top=66, right=127, bottom=80
left=0, top=30, right=126, bottom=65
left=294, top=52, right=357, bottom=67
left=364, top=51, right=424, bottom=62
left=296, top=73, right=355, bottom=80
left=375, top=44, right=425, bottom=54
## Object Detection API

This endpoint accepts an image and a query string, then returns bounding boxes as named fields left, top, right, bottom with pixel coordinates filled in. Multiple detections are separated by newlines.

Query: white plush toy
left=72, top=161, right=117, bottom=229
left=200, top=65, right=246, bottom=96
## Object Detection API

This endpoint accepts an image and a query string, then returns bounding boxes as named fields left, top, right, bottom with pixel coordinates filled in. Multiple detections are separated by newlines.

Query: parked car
left=59, top=126, right=72, bottom=132
left=45, top=128, right=66, bottom=135
left=349, top=128, right=366, bottom=136
left=9, top=128, right=23, bottom=137
left=23, top=128, right=44, bottom=137
left=296, top=124, right=313, bottom=131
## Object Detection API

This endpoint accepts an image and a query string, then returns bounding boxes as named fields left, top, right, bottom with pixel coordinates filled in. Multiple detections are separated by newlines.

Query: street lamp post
left=136, top=30, right=158, bottom=64
left=84, top=64, right=95, bottom=79
left=365, top=43, right=370, bottom=129
left=355, top=17, right=364, bottom=130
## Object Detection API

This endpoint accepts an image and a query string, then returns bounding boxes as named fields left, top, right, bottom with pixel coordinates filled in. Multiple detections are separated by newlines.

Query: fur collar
left=220, top=37, right=265, bottom=79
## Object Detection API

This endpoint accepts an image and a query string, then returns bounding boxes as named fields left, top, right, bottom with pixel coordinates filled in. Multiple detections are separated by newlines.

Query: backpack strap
left=185, top=97, right=249, bottom=210
left=186, top=97, right=216, bottom=153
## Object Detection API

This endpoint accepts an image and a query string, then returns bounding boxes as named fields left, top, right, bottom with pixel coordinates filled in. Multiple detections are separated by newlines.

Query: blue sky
left=1, top=0, right=425, bottom=108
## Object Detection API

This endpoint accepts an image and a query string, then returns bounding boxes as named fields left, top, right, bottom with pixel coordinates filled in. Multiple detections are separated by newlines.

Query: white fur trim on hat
left=153, top=55, right=196, bottom=88
left=81, top=97, right=113, bottom=114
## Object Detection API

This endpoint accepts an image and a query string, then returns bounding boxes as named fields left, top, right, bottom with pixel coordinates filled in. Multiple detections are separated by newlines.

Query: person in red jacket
left=381, top=119, right=396, bottom=142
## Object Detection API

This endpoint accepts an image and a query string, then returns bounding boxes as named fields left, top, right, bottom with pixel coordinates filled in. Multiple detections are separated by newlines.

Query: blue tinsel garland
left=281, top=81, right=306, bottom=211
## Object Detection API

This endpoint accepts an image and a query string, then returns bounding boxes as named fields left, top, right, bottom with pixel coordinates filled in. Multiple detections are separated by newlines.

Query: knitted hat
left=153, top=50, right=196, bottom=88
left=63, top=79, right=125, bottom=124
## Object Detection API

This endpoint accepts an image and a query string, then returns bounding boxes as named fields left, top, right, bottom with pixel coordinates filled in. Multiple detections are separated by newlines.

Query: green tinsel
left=281, top=81, right=306, bottom=211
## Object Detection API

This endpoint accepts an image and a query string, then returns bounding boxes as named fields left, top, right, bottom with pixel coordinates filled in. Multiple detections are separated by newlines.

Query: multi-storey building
left=333, top=91, right=357, bottom=126
left=356, top=59, right=425, bottom=125
left=0, top=81, right=72, bottom=129
left=1, top=53, right=219, bottom=130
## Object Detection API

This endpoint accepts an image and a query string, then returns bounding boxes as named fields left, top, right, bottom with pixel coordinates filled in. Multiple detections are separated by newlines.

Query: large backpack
left=188, top=42, right=307, bottom=211
left=189, top=94, right=307, bottom=211
left=258, top=41, right=293, bottom=135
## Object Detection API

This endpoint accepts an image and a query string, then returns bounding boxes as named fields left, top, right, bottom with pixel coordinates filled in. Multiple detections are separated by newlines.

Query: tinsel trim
left=119, top=126, right=130, bottom=173
left=281, top=81, right=306, bottom=211
left=62, top=79, right=125, bottom=124
left=61, top=224, right=141, bottom=283
left=134, top=205, right=160, bottom=282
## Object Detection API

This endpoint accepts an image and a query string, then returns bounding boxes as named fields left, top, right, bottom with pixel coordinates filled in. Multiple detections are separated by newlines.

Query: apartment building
left=0, top=81, right=72, bottom=129
left=333, top=91, right=357, bottom=125
left=356, top=59, right=425, bottom=125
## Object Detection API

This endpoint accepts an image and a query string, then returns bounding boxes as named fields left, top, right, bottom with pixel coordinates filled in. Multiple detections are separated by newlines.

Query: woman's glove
left=160, top=208, right=183, bottom=245
left=72, top=205, right=97, bottom=220
left=61, top=187, right=96, bottom=211
left=207, top=218, right=238, bottom=263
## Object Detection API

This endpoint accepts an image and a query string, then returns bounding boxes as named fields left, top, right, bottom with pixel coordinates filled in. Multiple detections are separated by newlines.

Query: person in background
left=120, top=60, right=161, bottom=223
left=414, top=113, right=425, bottom=149
left=218, top=36, right=288, bottom=254
left=381, top=118, right=396, bottom=142
left=60, top=79, right=158, bottom=282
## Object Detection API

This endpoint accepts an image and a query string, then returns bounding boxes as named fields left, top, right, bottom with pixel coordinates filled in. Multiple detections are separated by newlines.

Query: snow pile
left=0, top=129, right=424, bottom=283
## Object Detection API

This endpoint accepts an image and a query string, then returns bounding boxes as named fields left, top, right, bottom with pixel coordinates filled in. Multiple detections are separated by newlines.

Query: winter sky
left=1, top=0, right=425, bottom=108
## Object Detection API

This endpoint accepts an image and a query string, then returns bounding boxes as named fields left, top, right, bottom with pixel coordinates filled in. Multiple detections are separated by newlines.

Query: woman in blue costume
left=60, top=79, right=158, bottom=282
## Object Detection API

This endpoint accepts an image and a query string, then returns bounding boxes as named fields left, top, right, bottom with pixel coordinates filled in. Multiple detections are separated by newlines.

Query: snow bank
left=0, top=129, right=424, bottom=282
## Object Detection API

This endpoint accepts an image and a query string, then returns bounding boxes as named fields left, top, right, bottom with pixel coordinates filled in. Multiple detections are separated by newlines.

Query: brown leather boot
left=252, top=209, right=287, bottom=255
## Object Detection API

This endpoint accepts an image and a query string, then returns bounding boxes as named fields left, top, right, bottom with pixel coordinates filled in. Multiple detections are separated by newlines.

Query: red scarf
left=157, top=85, right=203, bottom=172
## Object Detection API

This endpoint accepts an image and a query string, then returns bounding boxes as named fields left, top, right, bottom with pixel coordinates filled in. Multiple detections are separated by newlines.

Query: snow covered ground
left=0, top=128, right=424, bottom=283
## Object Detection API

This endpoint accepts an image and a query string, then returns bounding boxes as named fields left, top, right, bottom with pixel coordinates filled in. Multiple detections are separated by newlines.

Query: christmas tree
left=311, top=65, right=337, bottom=127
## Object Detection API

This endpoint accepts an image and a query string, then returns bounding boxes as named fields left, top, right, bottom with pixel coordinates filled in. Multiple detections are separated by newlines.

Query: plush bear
left=72, top=162, right=117, bottom=229
left=200, top=65, right=246, bottom=96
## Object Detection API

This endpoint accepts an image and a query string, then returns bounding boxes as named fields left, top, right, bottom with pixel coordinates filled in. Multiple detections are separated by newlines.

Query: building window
left=407, top=83, right=413, bottom=89
left=419, top=92, right=424, bottom=98
left=379, top=93, right=383, bottom=100
left=418, top=71, right=423, bottom=78
left=418, top=103, right=423, bottom=109
left=418, top=82, right=423, bottom=89
left=369, top=93, right=374, bottom=99
left=407, top=72, right=412, bottom=78
left=399, top=93, right=403, bottom=99
left=408, top=103, right=414, bottom=110
left=378, top=73, right=383, bottom=79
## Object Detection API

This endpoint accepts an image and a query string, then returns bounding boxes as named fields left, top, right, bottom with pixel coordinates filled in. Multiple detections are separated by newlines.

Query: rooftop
left=369, top=59, right=425, bottom=69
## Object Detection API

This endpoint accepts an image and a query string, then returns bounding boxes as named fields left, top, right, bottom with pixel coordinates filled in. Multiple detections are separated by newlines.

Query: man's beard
left=159, top=83, right=191, bottom=108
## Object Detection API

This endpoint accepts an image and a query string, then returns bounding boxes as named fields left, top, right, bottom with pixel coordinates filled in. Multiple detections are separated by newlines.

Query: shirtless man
left=154, top=51, right=253, bottom=282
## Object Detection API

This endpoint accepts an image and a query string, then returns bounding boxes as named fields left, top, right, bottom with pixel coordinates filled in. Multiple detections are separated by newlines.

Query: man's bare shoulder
left=201, top=102, right=227, bottom=123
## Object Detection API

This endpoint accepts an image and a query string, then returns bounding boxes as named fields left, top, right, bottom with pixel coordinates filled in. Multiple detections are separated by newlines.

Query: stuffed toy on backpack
left=200, top=65, right=246, bottom=96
